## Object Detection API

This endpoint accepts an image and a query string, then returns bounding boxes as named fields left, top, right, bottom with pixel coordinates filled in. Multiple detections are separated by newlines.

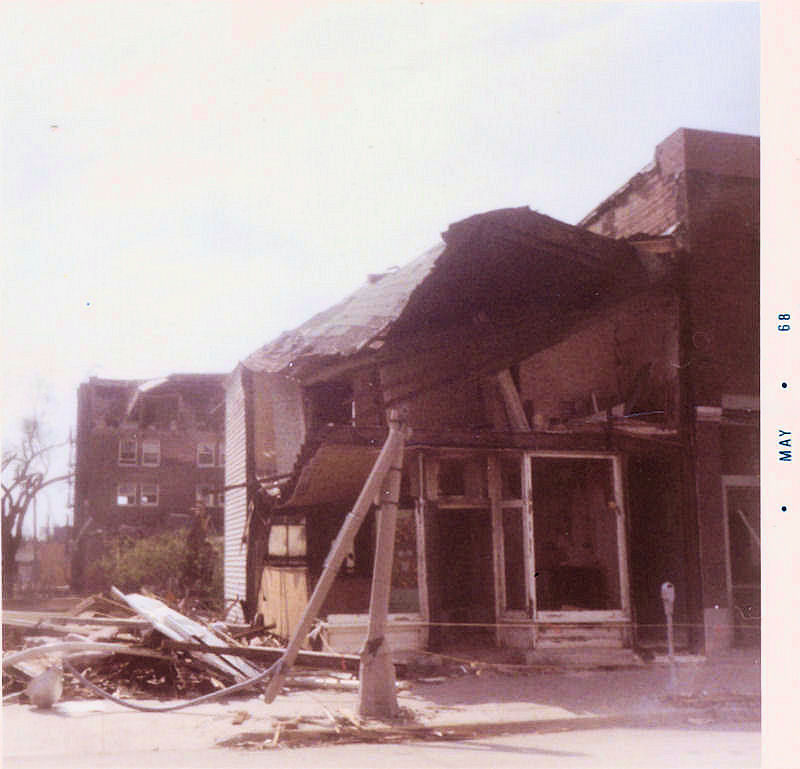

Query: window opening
left=141, top=439, right=161, bottom=466
left=118, top=437, right=137, bottom=465
left=117, top=483, right=137, bottom=506
left=503, top=507, right=527, bottom=611
left=197, top=443, right=215, bottom=467
left=306, top=381, right=354, bottom=431
left=140, top=483, right=159, bottom=506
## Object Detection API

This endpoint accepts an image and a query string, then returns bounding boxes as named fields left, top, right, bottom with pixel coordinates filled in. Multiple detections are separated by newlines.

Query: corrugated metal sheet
left=224, top=367, right=249, bottom=623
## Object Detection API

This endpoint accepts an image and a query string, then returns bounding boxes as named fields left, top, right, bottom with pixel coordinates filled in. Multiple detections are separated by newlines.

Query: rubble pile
left=2, top=589, right=360, bottom=708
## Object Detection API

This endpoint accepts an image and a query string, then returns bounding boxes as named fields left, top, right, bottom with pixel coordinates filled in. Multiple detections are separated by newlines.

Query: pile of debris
left=3, top=588, right=364, bottom=709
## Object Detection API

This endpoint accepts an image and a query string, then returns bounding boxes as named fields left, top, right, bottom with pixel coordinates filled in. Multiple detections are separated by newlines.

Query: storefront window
left=389, top=508, right=419, bottom=612
left=532, top=457, right=621, bottom=612
left=503, top=507, right=527, bottom=611
left=500, top=455, right=522, bottom=500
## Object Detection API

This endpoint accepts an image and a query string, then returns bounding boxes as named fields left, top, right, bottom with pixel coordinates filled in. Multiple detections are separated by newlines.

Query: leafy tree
left=2, top=419, right=70, bottom=600
left=88, top=513, right=224, bottom=611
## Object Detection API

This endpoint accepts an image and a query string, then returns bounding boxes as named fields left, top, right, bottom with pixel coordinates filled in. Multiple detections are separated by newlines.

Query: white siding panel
left=224, top=369, right=248, bottom=622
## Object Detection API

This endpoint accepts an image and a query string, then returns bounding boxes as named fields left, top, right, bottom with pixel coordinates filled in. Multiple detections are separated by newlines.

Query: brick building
left=73, top=374, right=226, bottom=590
left=580, top=127, right=760, bottom=651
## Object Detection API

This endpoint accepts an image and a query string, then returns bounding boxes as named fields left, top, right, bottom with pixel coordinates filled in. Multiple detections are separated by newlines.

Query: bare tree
left=2, top=419, right=70, bottom=600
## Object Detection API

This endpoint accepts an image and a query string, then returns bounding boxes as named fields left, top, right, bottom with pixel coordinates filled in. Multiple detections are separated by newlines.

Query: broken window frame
left=722, top=475, right=760, bottom=643
left=434, top=454, right=489, bottom=505
left=488, top=453, right=531, bottom=622
left=305, top=380, right=355, bottom=432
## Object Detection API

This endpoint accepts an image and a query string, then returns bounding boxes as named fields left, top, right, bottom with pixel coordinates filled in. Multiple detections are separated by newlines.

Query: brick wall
left=582, top=165, right=684, bottom=240
left=684, top=170, right=760, bottom=403
left=82, top=427, right=224, bottom=529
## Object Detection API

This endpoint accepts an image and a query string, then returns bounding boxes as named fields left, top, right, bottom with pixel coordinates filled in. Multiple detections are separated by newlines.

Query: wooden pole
left=261, top=412, right=406, bottom=703
left=496, top=369, right=531, bottom=432
left=358, top=421, right=405, bottom=718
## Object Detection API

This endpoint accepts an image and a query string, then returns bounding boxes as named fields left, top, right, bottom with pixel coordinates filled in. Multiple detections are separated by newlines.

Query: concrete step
left=524, top=646, right=644, bottom=669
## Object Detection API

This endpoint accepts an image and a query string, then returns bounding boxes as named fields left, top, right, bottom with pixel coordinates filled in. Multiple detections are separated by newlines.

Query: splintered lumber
left=159, top=640, right=363, bottom=673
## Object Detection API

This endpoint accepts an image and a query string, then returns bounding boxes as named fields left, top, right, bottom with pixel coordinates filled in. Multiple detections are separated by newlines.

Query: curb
left=217, top=708, right=761, bottom=750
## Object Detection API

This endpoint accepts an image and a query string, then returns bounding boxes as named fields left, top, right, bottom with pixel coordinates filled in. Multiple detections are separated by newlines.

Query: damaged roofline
left=243, top=207, right=670, bottom=386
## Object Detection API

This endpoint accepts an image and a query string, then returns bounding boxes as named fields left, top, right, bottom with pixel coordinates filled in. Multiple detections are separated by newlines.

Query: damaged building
left=73, top=374, right=226, bottom=590
left=224, top=128, right=759, bottom=661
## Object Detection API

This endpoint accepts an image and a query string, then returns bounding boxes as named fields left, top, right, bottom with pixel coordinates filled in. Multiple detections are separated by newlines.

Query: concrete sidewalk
left=2, top=649, right=761, bottom=761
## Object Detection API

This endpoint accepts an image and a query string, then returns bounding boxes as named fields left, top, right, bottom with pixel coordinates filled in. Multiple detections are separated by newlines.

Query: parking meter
left=660, top=582, right=675, bottom=617
left=660, top=581, right=677, bottom=692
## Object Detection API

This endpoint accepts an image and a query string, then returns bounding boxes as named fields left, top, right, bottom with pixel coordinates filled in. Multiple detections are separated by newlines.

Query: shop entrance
left=430, top=507, right=494, bottom=645
left=530, top=455, right=628, bottom=618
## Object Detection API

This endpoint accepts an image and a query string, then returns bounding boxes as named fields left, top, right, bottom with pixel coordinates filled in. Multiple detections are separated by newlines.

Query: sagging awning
left=284, top=443, right=381, bottom=508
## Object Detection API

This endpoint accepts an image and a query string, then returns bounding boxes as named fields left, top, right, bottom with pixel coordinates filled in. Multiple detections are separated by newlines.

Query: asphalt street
left=3, top=723, right=760, bottom=769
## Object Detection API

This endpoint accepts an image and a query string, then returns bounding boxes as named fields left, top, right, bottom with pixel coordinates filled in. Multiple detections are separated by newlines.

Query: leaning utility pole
left=357, top=426, right=405, bottom=718
left=261, top=410, right=407, bottom=706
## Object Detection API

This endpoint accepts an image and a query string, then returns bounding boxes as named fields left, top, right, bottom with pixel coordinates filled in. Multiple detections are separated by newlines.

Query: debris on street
left=1, top=588, right=372, bottom=709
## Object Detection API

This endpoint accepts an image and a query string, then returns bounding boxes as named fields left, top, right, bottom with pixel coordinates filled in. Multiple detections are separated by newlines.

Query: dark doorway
left=532, top=457, right=621, bottom=612
left=627, top=455, right=689, bottom=648
left=430, top=507, right=494, bottom=646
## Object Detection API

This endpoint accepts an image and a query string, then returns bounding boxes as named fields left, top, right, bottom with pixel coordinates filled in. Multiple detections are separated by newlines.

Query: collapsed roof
left=244, top=207, right=670, bottom=382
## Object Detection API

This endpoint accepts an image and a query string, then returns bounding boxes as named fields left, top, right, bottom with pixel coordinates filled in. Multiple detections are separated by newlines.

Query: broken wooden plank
left=496, top=369, right=531, bottom=432
left=159, top=639, right=363, bottom=672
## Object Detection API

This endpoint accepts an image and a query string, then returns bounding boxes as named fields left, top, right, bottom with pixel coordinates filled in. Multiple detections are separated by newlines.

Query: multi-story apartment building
left=73, top=373, right=226, bottom=589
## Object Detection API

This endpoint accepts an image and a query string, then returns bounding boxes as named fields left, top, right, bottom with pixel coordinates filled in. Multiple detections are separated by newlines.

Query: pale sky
left=1, top=1, right=760, bottom=531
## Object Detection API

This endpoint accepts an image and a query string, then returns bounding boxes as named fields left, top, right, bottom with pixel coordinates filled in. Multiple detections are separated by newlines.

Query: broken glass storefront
left=530, top=457, right=625, bottom=614
left=418, top=449, right=630, bottom=650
